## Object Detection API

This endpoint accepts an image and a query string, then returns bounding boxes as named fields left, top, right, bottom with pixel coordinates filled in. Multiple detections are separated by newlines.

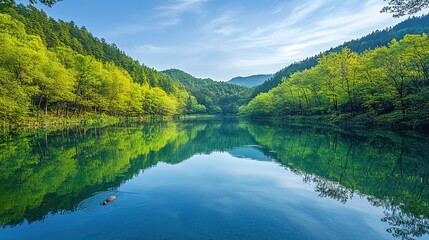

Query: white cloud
left=203, top=12, right=240, bottom=36
left=156, top=0, right=208, bottom=26
left=157, top=0, right=208, bottom=15
left=107, top=0, right=407, bottom=81
left=195, top=0, right=403, bottom=73
left=136, top=44, right=168, bottom=52
left=108, top=0, right=209, bottom=36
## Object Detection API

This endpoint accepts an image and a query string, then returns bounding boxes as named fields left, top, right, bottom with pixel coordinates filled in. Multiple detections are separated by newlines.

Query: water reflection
left=0, top=119, right=428, bottom=239
left=244, top=120, right=429, bottom=240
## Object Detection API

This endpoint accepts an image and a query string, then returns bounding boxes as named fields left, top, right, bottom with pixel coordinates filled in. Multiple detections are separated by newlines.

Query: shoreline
left=239, top=113, right=429, bottom=133
left=1, top=112, right=428, bottom=134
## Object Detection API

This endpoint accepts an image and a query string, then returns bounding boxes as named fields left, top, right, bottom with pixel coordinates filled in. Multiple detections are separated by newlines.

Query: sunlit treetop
left=381, top=0, right=429, bottom=17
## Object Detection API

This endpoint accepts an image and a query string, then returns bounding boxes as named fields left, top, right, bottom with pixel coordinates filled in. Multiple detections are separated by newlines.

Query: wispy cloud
left=195, top=0, right=402, bottom=72
left=203, top=12, right=240, bottom=36
left=136, top=44, right=168, bottom=52
left=157, top=0, right=208, bottom=15
left=101, top=0, right=407, bottom=81
left=108, top=0, right=209, bottom=36
left=156, top=0, right=208, bottom=26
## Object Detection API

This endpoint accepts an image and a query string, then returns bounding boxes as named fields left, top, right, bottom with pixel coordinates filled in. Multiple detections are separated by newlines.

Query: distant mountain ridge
left=228, top=74, right=274, bottom=87
left=249, top=14, right=429, bottom=100
left=162, top=69, right=252, bottom=114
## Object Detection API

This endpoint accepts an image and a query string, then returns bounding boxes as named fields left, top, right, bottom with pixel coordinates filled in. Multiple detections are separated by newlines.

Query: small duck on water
left=102, top=196, right=117, bottom=205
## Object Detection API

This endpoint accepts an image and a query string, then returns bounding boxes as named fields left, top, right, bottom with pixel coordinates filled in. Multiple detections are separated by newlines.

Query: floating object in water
left=102, top=196, right=117, bottom=205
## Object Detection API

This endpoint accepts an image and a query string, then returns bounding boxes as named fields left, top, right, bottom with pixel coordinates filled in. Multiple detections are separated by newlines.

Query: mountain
left=163, top=69, right=252, bottom=114
left=228, top=74, right=273, bottom=87
left=249, top=14, right=429, bottom=100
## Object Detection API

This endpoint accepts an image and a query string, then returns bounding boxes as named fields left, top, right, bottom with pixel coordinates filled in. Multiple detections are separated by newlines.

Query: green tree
left=372, top=40, right=412, bottom=116
left=163, top=69, right=252, bottom=114
left=240, top=34, right=429, bottom=129
left=35, top=53, right=74, bottom=115
left=0, top=67, right=29, bottom=123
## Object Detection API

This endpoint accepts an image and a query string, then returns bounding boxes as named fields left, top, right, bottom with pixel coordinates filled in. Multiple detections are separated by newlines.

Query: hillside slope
left=250, top=14, right=429, bottom=100
left=240, top=34, right=429, bottom=129
left=1, top=5, right=184, bottom=92
left=163, top=69, right=252, bottom=114
left=0, top=4, right=206, bottom=123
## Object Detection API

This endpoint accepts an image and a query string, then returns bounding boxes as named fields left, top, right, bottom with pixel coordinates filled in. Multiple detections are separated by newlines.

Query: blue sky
left=28, top=0, right=409, bottom=81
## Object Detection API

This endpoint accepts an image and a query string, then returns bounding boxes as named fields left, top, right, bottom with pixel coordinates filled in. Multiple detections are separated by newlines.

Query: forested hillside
left=1, top=5, right=175, bottom=89
left=163, top=69, right=252, bottom=114
left=2, top=3, right=429, bottom=128
left=228, top=74, right=273, bottom=87
left=240, top=34, right=429, bottom=129
left=0, top=4, right=205, bottom=124
left=250, top=14, right=429, bottom=100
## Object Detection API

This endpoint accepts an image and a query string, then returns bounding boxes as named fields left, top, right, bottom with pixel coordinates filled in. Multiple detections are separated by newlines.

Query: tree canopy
left=0, top=6, right=209, bottom=123
left=0, top=3, right=225, bottom=123
left=163, top=69, right=252, bottom=114
left=382, top=0, right=429, bottom=17
left=240, top=34, right=429, bottom=129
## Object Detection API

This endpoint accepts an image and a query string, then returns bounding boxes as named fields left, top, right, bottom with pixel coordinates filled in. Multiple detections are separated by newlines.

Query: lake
left=1, top=118, right=429, bottom=240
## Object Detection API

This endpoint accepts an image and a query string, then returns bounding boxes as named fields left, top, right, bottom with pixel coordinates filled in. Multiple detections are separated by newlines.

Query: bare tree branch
left=381, top=0, right=429, bottom=17
left=29, top=0, right=62, bottom=7
left=0, top=0, right=62, bottom=7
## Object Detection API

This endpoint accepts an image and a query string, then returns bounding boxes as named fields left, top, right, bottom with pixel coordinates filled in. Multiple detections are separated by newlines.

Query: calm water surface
left=1, top=119, right=428, bottom=240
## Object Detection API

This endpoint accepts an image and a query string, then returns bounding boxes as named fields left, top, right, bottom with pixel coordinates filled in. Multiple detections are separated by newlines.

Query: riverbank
left=0, top=113, right=178, bottom=132
left=2, top=111, right=427, bottom=134
left=0, top=113, right=229, bottom=134
left=241, top=111, right=429, bottom=132
left=1, top=114, right=118, bottom=129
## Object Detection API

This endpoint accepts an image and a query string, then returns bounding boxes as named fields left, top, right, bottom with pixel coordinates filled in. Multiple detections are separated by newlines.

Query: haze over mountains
left=228, top=74, right=274, bottom=87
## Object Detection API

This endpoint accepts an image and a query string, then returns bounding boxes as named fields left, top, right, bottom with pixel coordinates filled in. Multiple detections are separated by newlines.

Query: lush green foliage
left=228, top=74, right=273, bottom=87
left=1, top=4, right=175, bottom=90
left=0, top=6, right=206, bottom=123
left=250, top=14, right=429, bottom=100
left=163, top=69, right=252, bottom=114
left=240, top=34, right=429, bottom=128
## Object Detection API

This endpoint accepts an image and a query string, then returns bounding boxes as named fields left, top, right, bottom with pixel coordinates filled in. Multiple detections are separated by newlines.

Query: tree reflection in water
left=0, top=119, right=428, bottom=240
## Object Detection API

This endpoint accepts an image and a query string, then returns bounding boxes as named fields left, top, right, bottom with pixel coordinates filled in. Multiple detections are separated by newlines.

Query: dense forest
left=163, top=69, right=252, bottom=114
left=240, top=34, right=429, bottom=128
left=250, top=14, right=429, bottom=100
left=2, top=3, right=429, bottom=129
left=0, top=4, right=207, bottom=124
